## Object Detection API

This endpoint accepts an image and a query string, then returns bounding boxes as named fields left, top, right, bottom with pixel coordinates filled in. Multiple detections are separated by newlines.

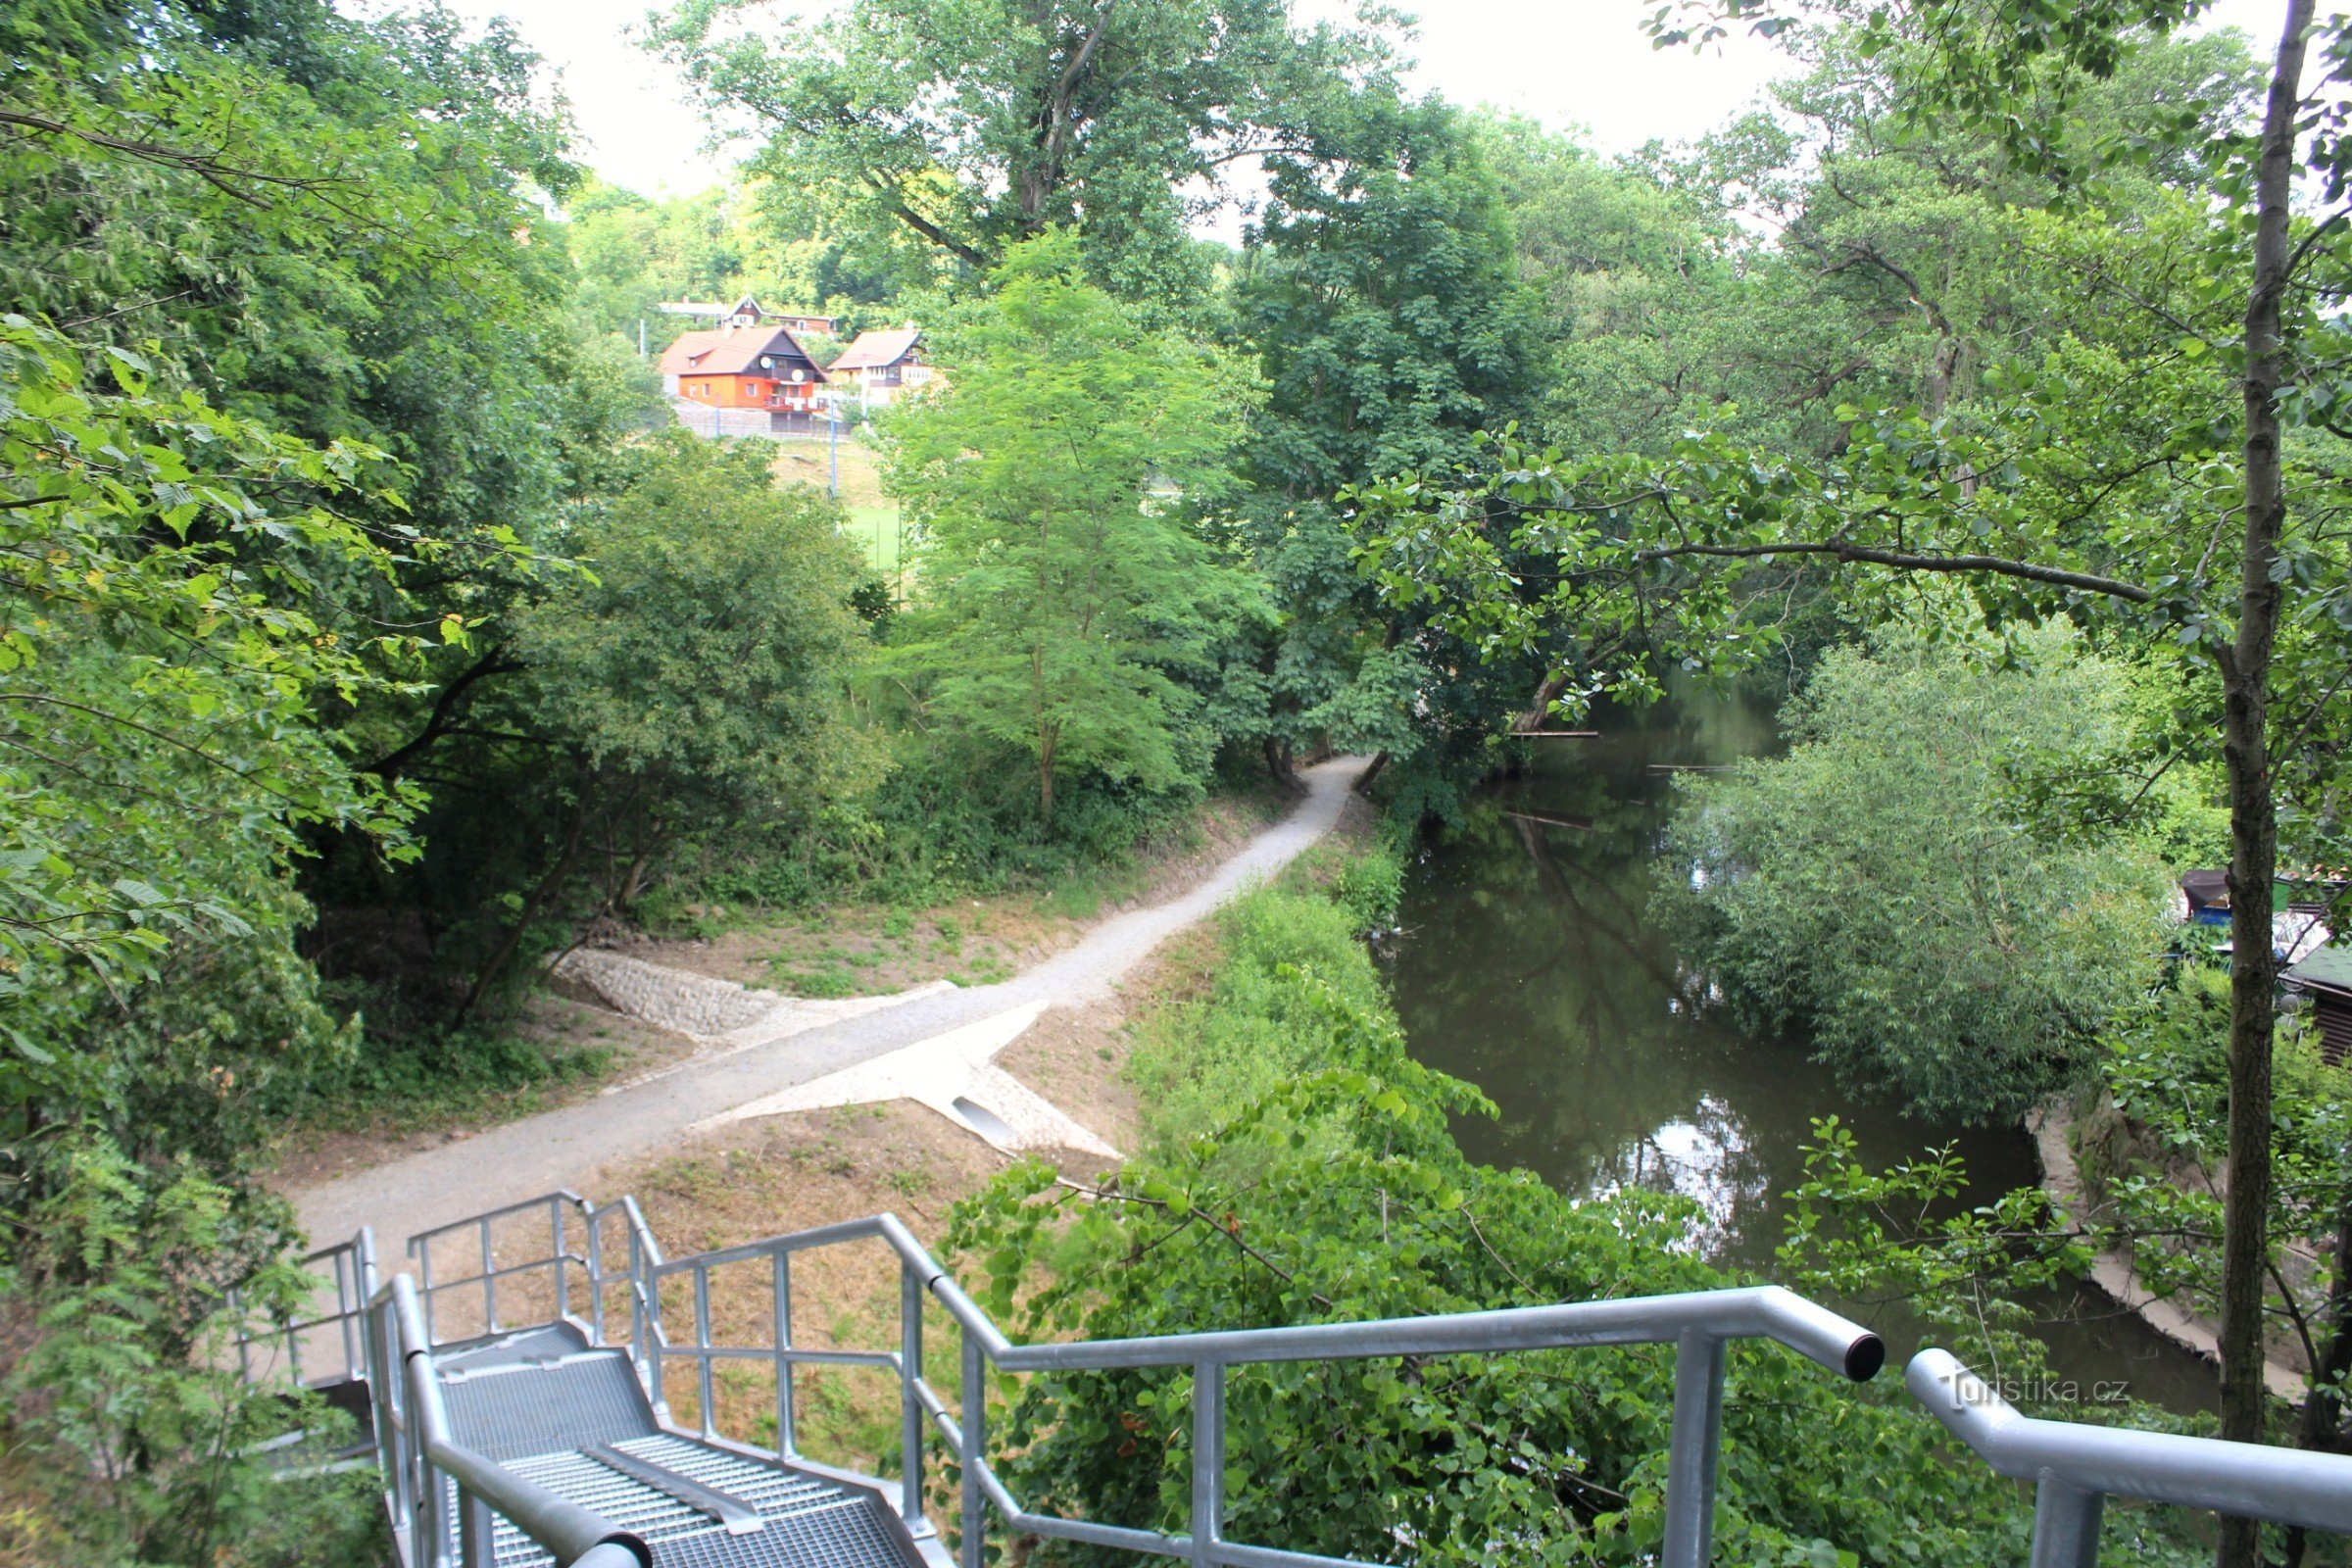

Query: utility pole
left=828, top=408, right=840, bottom=496
left=637, top=318, right=646, bottom=358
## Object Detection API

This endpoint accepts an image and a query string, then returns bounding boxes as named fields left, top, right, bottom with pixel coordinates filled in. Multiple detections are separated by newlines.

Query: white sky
left=422, top=0, right=2315, bottom=202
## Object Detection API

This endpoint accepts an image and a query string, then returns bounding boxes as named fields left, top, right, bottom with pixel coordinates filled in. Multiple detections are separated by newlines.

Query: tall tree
left=882, top=233, right=1260, bottom=822
left=1359, top=11, right=2352, bottom=1560
left=1231, top=95, right=1561, bottom=804
left=646, top=0, right=1396, bottom=309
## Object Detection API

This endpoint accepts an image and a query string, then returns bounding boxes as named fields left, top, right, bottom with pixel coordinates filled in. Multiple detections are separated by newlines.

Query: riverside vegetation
left=4, top=0, right=2352, bottom=1564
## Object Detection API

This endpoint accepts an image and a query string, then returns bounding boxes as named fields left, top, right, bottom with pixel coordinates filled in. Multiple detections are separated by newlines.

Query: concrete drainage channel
left=551, top=949, right=1121, bottom=1158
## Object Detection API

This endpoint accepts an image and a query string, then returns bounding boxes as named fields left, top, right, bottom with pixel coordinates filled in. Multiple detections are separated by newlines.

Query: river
left=1378, top=696, right=2219, bottom=1416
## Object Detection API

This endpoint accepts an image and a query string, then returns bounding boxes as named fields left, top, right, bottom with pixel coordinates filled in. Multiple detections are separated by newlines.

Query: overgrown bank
left=939, top=843, right=2202, bottom=1568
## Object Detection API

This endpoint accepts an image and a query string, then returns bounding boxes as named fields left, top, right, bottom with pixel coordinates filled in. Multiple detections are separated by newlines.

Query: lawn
left=767, top=434, right=909, bottom=585
left=846, top=505, right=906, bottom=576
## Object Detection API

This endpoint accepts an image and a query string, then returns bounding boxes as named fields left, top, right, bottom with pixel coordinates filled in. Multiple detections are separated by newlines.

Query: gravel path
left=292, top=755, right=1371, bottom=1252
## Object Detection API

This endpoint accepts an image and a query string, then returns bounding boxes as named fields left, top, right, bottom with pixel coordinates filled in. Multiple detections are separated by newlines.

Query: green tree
left=1230, top=96, right=1561, bottom=807
left=1661, top=629, right=2174, bottom=1120
left=457, top=435, right=882, bottom=1015
left=883, top=234, right=1260, bottom=822
left=646, top=0, right=1396, bottom=308
left=1357, top=7, right=2352, bottom=1504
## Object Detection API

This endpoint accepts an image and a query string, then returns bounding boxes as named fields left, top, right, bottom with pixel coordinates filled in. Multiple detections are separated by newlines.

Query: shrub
left=1660, top=627, right=2174, bottom=1122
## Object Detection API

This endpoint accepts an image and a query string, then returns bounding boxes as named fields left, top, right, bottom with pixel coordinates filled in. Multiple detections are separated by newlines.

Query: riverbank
left=2031, top=1102, right=2309, bottom=1400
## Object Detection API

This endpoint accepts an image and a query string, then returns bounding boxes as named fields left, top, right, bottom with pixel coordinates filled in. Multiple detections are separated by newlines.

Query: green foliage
left=883, top=235, right=1264, bottom=822
left=2, top=1133, right=377, bottom=1567
left=647, top=0, right=1398, bottom=310
left=564, top=177, right=944, bottom=346
left=2092, top=964, right=2352, bottom=1363
left=1660, top=629, right=2173, bottom=1121
left=954, top=870, right=2069, bottom=1568
left=1776, top=1118, right=2097, bottom=1389
left=1240, top=94, right=1542, bottom=497
left=1126, top=883, right=1403, bottom=1150
left=523, top=433, right=880, bottom=817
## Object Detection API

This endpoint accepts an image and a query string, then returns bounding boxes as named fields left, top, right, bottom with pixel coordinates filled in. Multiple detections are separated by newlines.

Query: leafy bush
left=1126, top=882, right=1400, bottom=1150
left=952, top=868, right=2148, bottom=1568
left=1, top=1136, right=378, bottom=1567
left=1660, top=628, right=2174, bottom=1122
left=651, top=734, right=1203, bottom=919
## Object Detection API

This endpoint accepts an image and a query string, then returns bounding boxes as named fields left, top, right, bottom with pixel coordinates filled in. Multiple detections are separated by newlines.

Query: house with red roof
left=827, top=326, right=933, bottom=410
left=658, top=319, right=829, bottom=420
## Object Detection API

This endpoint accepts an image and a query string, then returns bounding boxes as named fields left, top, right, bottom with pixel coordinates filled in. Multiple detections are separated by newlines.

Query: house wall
left=676, top=374, right=823, bottom=410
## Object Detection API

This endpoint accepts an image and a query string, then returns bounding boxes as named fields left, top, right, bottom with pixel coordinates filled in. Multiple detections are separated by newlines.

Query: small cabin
left=2284, top=948, right=2352, bottom=1067
left=658, top=322, right=829, bottom=416
left=827, top=327, right=931, bottom=408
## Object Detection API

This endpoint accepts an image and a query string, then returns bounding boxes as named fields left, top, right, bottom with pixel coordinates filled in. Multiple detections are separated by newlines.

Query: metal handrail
left=595, top=1202, right=1883, bottom=1568
left=1909, top=1349, right=2352, bottom=1568
left=368, top=1273, right=652, bottom=1568
left=406, top=1190, right=590, bottom=1345
left=231, top=1227, right=379, bottom=1389
left=280, top=1190, right=2352, bottom=1568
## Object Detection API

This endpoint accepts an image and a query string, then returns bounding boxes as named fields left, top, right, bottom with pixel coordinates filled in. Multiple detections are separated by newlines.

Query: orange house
left=658, top=323, right=829, bottom=413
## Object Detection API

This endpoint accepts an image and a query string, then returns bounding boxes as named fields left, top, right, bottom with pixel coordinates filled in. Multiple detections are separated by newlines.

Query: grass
left=846, top=504, right=906, bottom=575
left=764, top=432, right=909, bottom=581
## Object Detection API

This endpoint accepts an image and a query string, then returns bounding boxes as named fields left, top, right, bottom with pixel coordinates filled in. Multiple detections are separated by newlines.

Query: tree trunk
left=2217, top=8, right=2311, bottom=1564
left=1511, top=672, right=1572, bottom=734
left=1263, top=734, right=1303, bottom=793
left=455, top=791, right=592, bottom=1027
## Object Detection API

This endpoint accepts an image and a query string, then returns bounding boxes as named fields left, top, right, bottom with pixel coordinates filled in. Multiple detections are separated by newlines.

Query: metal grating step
left=441, top=1348, right=659, bottom=1462
left=436, top=1323, right=590, bottom=1373
left=612, top=1437, right=846, bottom=1514
left=508, top=1451, right=713, bottom=1541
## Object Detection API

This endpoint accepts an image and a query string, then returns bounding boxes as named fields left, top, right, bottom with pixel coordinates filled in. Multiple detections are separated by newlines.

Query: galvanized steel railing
left=362, top=1270, right=649, bottom=1568
left=390, top=1194, right=1886, bottom=1566
left=254, top=1190, right=2352, bottom=1567
left=230, top=1228, right=379, bottom=1390
left=1910, top=1349, right=2352, bottom=1568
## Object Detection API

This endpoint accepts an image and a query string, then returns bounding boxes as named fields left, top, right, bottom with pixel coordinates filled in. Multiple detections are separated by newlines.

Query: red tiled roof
left=657, top=324, right=827, bottom=379
left=829, top=327, right=921, bottom=371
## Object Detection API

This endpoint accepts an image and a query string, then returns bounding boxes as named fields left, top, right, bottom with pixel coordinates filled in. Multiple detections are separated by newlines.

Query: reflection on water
left=1380, top=696, right=2219, bottom=1415
left=1592, top=1094, right=1768, bottom=1258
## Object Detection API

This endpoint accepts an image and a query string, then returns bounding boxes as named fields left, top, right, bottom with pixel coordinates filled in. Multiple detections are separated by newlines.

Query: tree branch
left=1629, top=540, right=2154, bottom=604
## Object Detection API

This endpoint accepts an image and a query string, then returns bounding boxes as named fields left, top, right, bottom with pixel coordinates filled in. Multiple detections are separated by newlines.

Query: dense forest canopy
left=4, top=0, right=2351, bottom=1564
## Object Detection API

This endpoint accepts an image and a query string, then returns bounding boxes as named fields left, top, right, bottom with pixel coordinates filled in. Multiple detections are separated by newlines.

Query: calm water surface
left=1379, top=697, right=2219, bottom=1415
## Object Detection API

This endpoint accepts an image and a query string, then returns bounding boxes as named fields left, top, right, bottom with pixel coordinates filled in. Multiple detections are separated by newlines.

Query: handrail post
left=644, top=1250, right=666, bottom=1415
left=695, top=1262, right=716, bottom=1439
left=587, top=1208, right=607, bottom=1345
left=1662, top=1329, right=1727, bottom=1568
left=339, top=1249, right=361, bottom=1376
left=459, top=1487, right=494, bottom=1568
left=369, top=1302, right=409, bottom=1530
left=416, top=1240, right=438, bottom=1347
left=629, top=1223, right=651, bottom=1389
left=1191, top=1360, right=1226, bottom=1568
left=2030, top=1476, right=2104, bottom=1568
left=552, top=1199, right=570, bottom=1324
left=902, top=1258, right=927, bottom=1532
left=420, top=1455, right=448, bottom=1568
left=960, top=1330, right=986, bottom=1568
left=773, top=1252, right=797, bottom=1458
left=479, top=1216, right=497, bottom=1335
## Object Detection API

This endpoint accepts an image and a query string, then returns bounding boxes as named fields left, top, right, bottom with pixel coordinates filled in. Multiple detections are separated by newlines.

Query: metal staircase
left=237, top=1190, right=2352, bottom=1568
